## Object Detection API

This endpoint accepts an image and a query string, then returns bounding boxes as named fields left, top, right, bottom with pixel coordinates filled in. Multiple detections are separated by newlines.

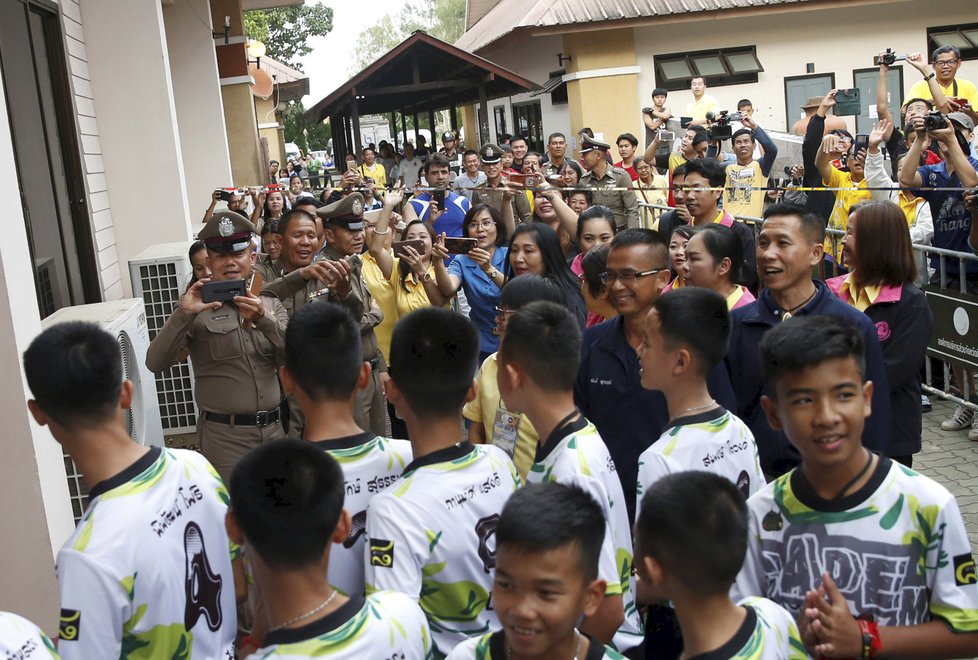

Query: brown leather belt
left=203, top=403, right=283, bottom=428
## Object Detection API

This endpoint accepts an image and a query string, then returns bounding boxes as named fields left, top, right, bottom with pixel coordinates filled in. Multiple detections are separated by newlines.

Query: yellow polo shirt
left=685, top=95, right=719, bottom=122
left=360, top=253, right=397, bottom=364
left=724, top=161, right=767, bottom=220
left=463, top=353, right=538, bottom=479
left=907, top=77, right=978, bottom=109
left=823, top=167, right=872, bottom=260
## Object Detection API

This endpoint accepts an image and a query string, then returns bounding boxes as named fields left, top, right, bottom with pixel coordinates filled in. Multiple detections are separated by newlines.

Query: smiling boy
left=733, top=316, right=978, bottom=658
left=446, top=482, right=624, bottom=660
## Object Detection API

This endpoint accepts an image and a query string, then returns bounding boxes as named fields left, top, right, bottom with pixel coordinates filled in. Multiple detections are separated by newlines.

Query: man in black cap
left=471, top=143, right=531, bottom=224
left=146, top=211, right=289, bottom=482
left=317, top=193, right=388, bottom=437
left=439, top=131, right=462, bottom=180
left=579, top=135, right=639, bottom=229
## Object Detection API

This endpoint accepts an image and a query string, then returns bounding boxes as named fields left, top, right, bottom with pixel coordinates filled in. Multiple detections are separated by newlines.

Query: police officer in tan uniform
left=146, top=211, right=288, bottom=482
left=318, top=193, right=388, bottom=436
left=579, top=135, right=640, bottom=229
left=472, top=143, right=532, bottom=224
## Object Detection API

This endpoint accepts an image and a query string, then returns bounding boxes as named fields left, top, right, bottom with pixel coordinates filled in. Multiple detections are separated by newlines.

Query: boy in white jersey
left=23, top=322, right=239, bottom=659
left=636, top=287, right=764, bottom=501
left=734, top=316, right=978, bottom=657
left=0, top=612, right=59, bottom=658
left=365, top=308, right=520, bottom=657
left=228, top=440, right=432, bottom=658
left=447, top=482, right=625, bottom=660
left=280, top=302, right=411, bottom=597
left=635, top=472, right=805, bottom=659
left=496, top=301, right=642, bottom=650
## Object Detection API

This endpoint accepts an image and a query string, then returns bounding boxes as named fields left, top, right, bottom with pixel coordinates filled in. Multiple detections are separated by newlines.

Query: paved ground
left=918, top=399, right=978, bottom=550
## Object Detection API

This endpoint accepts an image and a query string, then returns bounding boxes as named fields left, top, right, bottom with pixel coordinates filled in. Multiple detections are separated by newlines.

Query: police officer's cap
left=579, top=135, right=611, bottom=154
left=442, top=131, right=456, bottom=142
left=198, top=211, right=256, bottom=253
left=317, top=192, right=366, bottom=231
left=479, top=143, right=503, bottom=164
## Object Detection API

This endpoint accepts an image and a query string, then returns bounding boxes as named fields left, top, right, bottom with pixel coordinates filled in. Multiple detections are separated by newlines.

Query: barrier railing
left=637, top=201, right=978, bottom=412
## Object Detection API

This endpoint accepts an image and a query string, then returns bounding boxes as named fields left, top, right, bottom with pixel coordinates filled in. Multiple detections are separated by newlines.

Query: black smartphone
left=201, top=279, right=246, bottom=303
left=853, top=134, right=870, bottom=157
left=433, top=189, right=446, bottom=211
left=444, top=237, right=478, bottom=255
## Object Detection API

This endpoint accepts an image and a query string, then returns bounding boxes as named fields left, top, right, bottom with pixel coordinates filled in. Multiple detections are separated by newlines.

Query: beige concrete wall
left=563, top=29, right=640, bottom=154
left=0, top=53, right=72, bottom=634
left=633, top=0, right=978, bottom=134
left=61, top=0, right=124, bottom=300
left=80, top=0, right=193, bottom=297
left=223, top=82, right=265, bottom=185
left=256, top=95, right=285, bottom=167
left=164, top=0, right=234, bottom=213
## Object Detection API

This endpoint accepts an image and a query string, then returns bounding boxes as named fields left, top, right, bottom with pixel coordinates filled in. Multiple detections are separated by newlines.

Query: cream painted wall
left=0, top=61, right=73, bottom=633
left=633, top=0, right=978, bottom=135
left=80, top=0, right=193, bottom=297
left=478, top=35, right=572, bottom=149
left=164, top=0, right=234, bottom=215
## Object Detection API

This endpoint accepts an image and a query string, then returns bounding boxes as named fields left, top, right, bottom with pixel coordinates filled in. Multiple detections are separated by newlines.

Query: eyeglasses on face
left=494, top=306, right=517, bottom=316
left=599, top=268, right=666, bottom=285
left=935, top=59, right=959, bottom=68
left=468, top=219, right=495, bottom=231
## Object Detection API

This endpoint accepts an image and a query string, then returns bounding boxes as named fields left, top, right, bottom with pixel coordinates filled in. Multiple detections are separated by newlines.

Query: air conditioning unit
left=129, top=242, right=198, bottom=436
left=41, top=298, right=165, bottom=522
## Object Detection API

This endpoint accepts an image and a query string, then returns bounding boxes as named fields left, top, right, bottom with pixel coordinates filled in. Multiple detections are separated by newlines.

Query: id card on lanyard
left=492, top=404, right=521, bottom=458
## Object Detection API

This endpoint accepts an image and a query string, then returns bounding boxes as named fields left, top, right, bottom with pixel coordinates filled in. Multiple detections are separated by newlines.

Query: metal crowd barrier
left=637, top=201, right=978, bottom=412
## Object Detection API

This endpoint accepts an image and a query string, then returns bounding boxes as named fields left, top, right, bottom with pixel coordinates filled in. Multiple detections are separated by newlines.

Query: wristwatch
left=487, top=268, right=499, bottom=279
left=422, top=272, right=432, bottom=283
left=924, top=72, right=936, bottom=80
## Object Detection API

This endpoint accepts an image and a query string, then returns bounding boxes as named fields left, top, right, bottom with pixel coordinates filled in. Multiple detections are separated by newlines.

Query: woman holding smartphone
left=433, top=202, right=515, bottom=363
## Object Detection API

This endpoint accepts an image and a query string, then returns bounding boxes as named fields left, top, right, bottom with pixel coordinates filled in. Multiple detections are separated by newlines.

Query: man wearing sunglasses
left=574, top=228, right=736, bottom=525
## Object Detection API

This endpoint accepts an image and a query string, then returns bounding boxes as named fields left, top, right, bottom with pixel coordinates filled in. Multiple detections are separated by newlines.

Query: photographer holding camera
left=906, top=47, right=978, bottom=123
left=723, top=113, right=778, bottom=219
left=203, top=188, right=249, bottom=224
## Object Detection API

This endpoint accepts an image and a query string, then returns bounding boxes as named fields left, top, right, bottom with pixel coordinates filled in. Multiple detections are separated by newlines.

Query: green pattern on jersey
left=329, top=436, right=409, bottom=473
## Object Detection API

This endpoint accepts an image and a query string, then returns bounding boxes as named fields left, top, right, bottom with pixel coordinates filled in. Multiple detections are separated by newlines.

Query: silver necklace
left=268, top=591, right=338, bottom=633
left=507, top=628, right=581, bottom=659
left=668, top=399, right=717, bottom=426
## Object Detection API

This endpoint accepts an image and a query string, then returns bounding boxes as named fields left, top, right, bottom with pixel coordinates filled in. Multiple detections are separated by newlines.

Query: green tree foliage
left=283, top=101, right=332, bottom=152
left=351, top=0, right=464, bottom=74
left=244, top=5, right=334, bottom=72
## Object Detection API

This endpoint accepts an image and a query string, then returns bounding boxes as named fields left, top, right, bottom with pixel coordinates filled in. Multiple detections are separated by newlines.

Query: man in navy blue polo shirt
left=726, top=203, right=892, bottom=477
left=574, top=228, right=736, bottom=524
left=403, top=153, right=470, bottom=237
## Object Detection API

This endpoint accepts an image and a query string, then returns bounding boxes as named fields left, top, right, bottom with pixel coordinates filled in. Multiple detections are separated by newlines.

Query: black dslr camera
left=923, top=111, right=948, bottom=131
left=873, top=49, right=907, bottom=66
left=705, top=110, right=744, bottom=141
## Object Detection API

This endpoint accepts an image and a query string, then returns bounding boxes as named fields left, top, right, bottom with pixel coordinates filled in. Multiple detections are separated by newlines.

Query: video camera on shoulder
left=705, top=110, right=744, bottom=141
left=873, top=49, right=907, bottom=66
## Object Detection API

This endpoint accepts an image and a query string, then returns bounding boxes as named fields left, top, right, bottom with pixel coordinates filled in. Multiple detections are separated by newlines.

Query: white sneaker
left=942, top=404, right=975, bottom=431
left=922, top=395, right=932, bottom=413
left=970, top=412, right=978, bottom=442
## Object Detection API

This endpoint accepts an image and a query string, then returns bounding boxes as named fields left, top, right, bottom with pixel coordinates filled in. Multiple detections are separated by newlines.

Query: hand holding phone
left=444, top=237, right=478, bottom=255
left=393, top=239, right=426, bottom=258
left=201, top=278, right=246, bottom=304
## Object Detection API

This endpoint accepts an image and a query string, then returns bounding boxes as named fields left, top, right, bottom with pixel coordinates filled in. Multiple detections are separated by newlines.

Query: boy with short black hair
left=228, top=440, right=431, bottom=658
left=280, top=302, right=412, bottom=597
left=24, top=322, right=239, bottom=659
left=497, top=301, right=643, bottom=651
left=365, top=308, right=519, bottom=657
left=636, top=471, right=805, bottom=659
left=734, top=316, right=978, bottom=658
left=636, top=287, right=765, bottom=502
left=447, top=482, right=625, bottom=659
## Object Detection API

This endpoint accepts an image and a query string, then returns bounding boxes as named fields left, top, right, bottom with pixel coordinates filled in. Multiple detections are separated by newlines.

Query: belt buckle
left=254, top=409, right=273, bottom=427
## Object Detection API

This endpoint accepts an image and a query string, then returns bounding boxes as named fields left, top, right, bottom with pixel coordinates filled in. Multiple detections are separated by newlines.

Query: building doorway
left=512, top=101, right=543, bottom=153
left=784, top=73, right=835, bottom=132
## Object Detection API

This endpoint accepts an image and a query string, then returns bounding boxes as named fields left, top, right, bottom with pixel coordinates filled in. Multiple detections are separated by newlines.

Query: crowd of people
left=7, top=45, right=978, bottom=660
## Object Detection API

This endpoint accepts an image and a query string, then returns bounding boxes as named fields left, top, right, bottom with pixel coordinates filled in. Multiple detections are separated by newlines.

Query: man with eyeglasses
left=574, top=228, right=736, bottom=525
left=907, top=46, right=978, bottom=122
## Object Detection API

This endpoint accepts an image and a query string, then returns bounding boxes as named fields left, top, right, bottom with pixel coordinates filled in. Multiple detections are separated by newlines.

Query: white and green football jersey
left=636, top=407, right=765, bottom=507
left=446, top=630, right=625, bottom=659
left=56, top=447, right=237, bottom=659
left=364, top=442, right=520, bottom=658
left=313, top=433, right=412, bottom=596
left=693, top=597, right=806, bottom=660
left=734, top=457, right=978, bottom=632
left=525, top=417, right=643, bottom=651
left=0, top=612, right=59, bottom=658
left=245, top=591, right=433, bottom=659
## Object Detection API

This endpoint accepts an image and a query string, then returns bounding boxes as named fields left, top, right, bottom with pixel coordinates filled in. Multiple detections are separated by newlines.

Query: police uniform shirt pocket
left=203, top=313, right=242, bottom=361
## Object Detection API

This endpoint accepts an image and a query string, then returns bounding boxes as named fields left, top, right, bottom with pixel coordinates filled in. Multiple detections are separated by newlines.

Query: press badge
left=492, top=407, right=520, bottom=458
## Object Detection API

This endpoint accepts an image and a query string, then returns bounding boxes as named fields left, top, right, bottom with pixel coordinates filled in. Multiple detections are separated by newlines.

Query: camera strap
left=954, top=80, right=958, bottom=97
